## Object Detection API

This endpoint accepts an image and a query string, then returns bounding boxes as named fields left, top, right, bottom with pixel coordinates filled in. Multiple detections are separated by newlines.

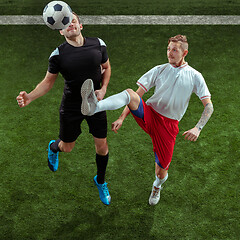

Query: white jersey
left=137, top=63, right=211, bottom=121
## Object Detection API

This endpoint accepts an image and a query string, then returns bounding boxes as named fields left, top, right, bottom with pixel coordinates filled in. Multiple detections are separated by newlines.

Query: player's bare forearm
left=195, top=102, right=214, bottom=131
left=119, top=87, right=144, bottom=121
left=101, top=60, right=111, bottom=92
left=112, top=87, right=145, bottom=133
left=29, top=81, right=52, bottom=101
left=16, top=72, right=57, bottom=107
left=96, top=65, right=111, bottom=100
left=119, top=106, right=131, bottom=120
left=29, top=72, right=58, bottom=102
left=112, top=106, right=130, bottom=133
left=183, top=101, right=213, bottom=141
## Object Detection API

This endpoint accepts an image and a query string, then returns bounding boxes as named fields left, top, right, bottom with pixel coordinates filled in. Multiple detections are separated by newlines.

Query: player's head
left=167, top=35, right=188, bottom=67
left=72, top=12, right=81, bottom=24
left=168, top=35, right=188, bottom=51
left=60, top=12, right=83, bottom=39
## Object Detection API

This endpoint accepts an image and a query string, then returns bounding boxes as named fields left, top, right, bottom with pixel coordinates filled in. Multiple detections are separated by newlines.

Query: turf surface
left=0, top=0, right=240, bottom=238
left=0, top=23, right=239, bottom=239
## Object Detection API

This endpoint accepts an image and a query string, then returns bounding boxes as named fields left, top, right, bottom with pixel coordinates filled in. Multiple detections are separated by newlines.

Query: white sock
left=94, top=90, right=131, bottom=114
left=153, top=173, right=168, bottom=188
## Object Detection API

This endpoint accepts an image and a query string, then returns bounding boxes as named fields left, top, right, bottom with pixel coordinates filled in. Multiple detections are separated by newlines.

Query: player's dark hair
left=168, top=35, right=188, bottom=50
left=72, top=12, right=81, bottom=23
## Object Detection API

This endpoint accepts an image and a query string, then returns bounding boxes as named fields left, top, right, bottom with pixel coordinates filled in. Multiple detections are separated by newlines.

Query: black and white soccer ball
left=43, top=1, right=73, bottom=30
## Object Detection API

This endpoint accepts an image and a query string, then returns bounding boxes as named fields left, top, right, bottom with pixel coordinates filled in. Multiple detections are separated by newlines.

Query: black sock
left=50, top=139, right=62, bottom=153
left=96, top=153, right=109, bottom=184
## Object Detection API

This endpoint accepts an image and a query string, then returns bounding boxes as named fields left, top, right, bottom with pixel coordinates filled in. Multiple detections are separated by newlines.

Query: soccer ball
left=43, top=1, right=73, bottom=30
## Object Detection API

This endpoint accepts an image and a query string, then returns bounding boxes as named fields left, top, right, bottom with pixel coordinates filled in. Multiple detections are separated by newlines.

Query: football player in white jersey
left=81, top=35, right=214, bottom=205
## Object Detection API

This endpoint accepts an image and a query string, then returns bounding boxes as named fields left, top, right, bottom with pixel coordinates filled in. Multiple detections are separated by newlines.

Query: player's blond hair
left=168, top=35, right=188, bottom=51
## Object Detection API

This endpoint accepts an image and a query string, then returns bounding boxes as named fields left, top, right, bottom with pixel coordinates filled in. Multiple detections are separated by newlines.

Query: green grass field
left=0, top=1, right=240, bottom=239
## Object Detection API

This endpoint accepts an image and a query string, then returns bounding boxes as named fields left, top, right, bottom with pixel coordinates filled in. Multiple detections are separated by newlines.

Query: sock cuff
left=96, top=152, right=109, bottom=162
left=156, top=173, right=168, bottom=181
left=154, top=173, right=168, bottom=187
left=50, top=139, right=61, bottom=153
left=162, top=173, right=168, bottom=181
left=123, top=90, right=131, bottom=105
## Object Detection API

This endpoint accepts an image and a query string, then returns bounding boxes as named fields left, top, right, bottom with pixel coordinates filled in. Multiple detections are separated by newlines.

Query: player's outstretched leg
left=81, top=79, right=131, bottom=116
left=81, top=79, right=98, bottom=116
left=93, top=175, right=111, bottom=205
left=47, top=140, right=59, bottom=172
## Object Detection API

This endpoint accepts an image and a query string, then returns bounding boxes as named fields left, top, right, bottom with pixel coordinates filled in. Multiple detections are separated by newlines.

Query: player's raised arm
left=183, top=98, right=214, bottom=141
left=95, top=59, right=111, bottom=101
left=16, top=71, right=58, bottom=108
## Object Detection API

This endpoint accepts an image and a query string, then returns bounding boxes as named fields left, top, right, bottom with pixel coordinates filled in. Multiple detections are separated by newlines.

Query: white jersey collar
left=170, top=62, right=188, bottom=69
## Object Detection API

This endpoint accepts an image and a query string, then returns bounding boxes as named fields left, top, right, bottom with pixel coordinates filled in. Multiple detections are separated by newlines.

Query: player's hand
left=16, top=91, right=31, bottom=108
left=112, top=118, right=123, bottom=133
left=182, top=127, right=200, bottom=142
left=95, top=88, right=106, bottom=101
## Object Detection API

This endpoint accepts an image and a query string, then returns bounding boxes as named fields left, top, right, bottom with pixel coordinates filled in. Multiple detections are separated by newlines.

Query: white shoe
left=149, top=185, right=162, bottom=206
left=81, top=79, right=98, bottom=116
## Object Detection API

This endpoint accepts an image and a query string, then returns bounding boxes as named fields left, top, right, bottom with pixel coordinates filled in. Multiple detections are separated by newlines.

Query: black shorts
left=59, top=110, right=107, bottom=142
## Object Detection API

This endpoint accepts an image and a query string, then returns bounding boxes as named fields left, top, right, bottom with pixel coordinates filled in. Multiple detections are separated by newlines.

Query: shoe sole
left=81, top=79, right=94, bottom=115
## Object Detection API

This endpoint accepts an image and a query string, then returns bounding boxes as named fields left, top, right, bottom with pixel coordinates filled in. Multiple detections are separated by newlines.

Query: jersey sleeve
left=136, top=66, right=160, bottom=92
left=98, top=38, right=108, bottom=64
left=48, top=48, right=60, bottom=74
left=193, top=72, right=211, bottom=100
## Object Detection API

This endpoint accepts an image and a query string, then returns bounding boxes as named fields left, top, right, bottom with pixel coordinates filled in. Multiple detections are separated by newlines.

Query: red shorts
left=130, top=99, right=179, bottom=170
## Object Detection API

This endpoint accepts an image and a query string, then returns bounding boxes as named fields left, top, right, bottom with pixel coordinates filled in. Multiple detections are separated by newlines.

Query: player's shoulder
left=49, top=42, right=67, bottom=59
left=153, top=63, right=169, bottom=74
left=185, top=64, right=205, bottom=83
left=85, top=37, right=107, bottom=47
left=158, top=63, right=169, bottom=69
left=185, top=64, right=201, bottom=75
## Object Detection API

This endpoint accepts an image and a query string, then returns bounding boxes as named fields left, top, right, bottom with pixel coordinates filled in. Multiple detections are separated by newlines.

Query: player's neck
left=173, top=58, right=186, bottom=67
left=66, top=35, right=85, bottom=47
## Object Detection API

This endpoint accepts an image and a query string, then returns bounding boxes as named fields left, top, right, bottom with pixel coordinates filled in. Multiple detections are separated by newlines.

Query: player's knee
left=126, top=88, right=139, bottom=104
left=96, top=147, right=108, bottom=156
left=95, top=143, right=108, bottom=155
left=126, top=88, right=135, bottom=97
left=156, top=167, right=168, bottom=179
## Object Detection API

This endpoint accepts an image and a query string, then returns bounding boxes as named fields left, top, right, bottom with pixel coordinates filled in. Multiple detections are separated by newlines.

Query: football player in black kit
left=16, top=12, right=111, bottom=205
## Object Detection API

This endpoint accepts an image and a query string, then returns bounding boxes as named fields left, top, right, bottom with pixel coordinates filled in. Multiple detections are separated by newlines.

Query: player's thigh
left=59, top=111, right=84, bottom=142
left=86, top=111, right=108, bottom=139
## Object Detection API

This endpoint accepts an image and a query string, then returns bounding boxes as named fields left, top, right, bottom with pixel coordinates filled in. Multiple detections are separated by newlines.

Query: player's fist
left=182, top=127, right=200, bottom=142
left=16, top=91, right=31, bottom=108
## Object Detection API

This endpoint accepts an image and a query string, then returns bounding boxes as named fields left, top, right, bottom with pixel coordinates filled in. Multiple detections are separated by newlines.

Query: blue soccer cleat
left=94, top=175, right=111, bottom=205
left=47, top=140, right=59, bottom=172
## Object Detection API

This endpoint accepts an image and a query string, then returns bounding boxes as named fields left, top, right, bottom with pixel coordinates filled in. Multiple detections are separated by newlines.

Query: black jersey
left=48, top=37, right=108, bottom=111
